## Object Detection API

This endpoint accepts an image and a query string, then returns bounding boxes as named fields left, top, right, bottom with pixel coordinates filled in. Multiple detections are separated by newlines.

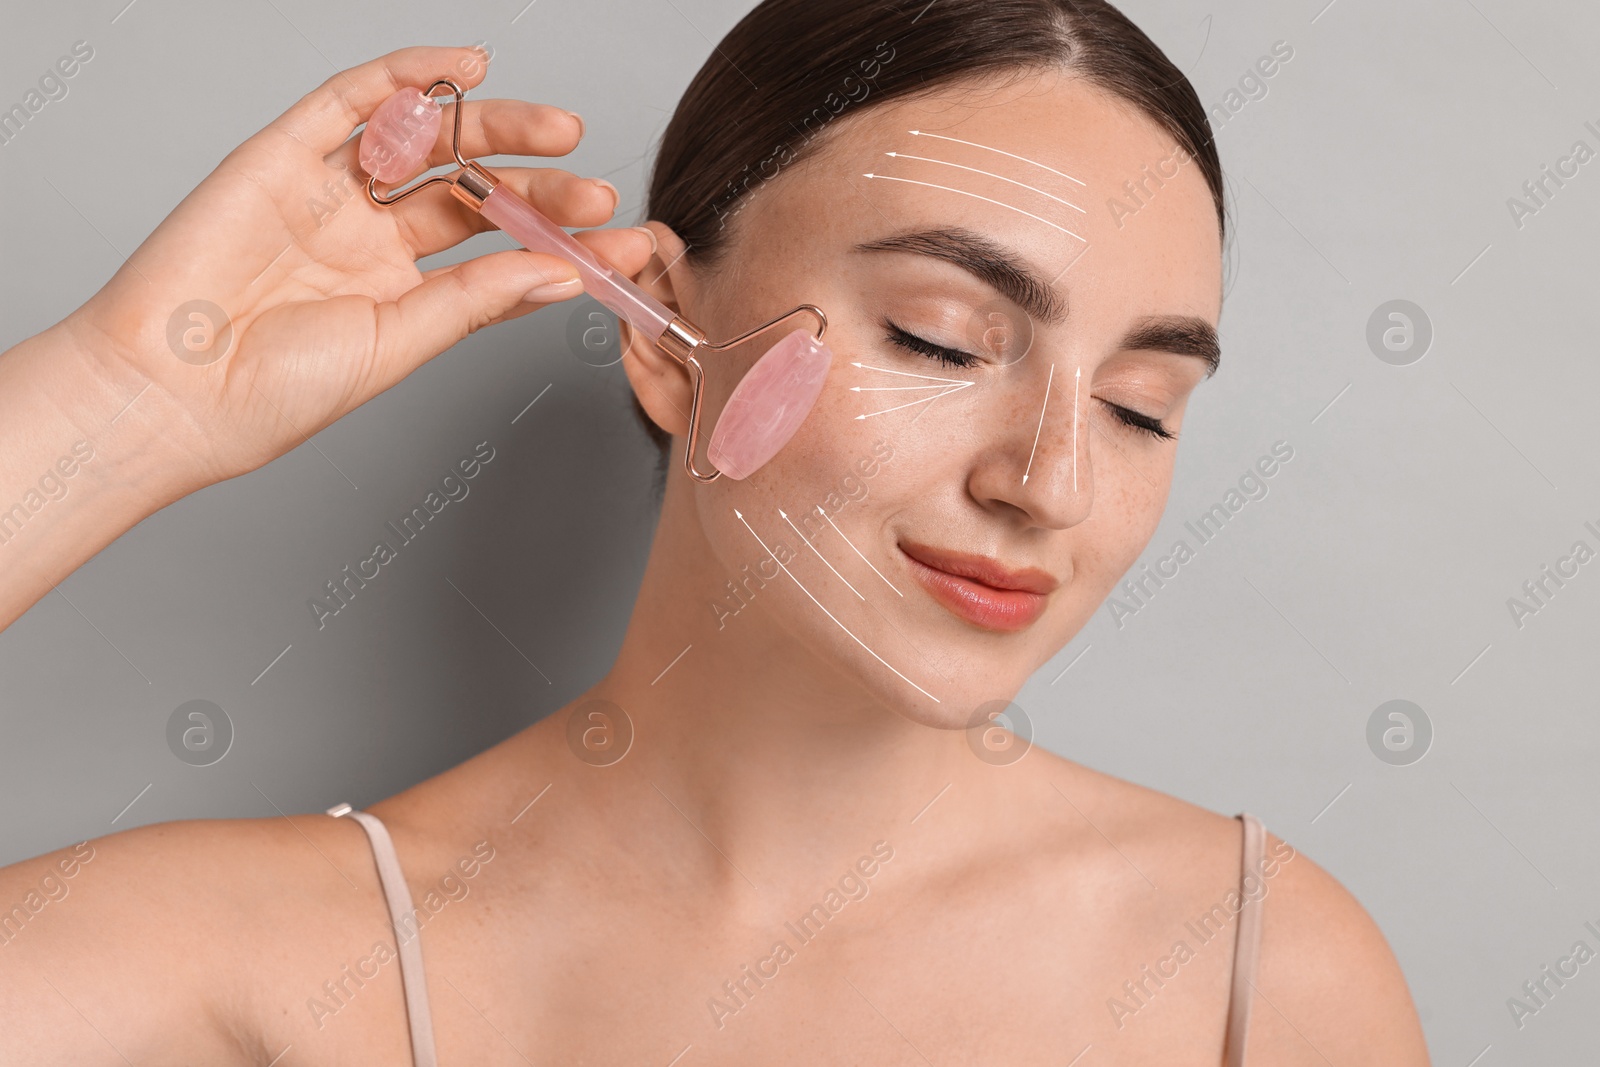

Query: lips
left=898, top=540, right=1057, bottom=632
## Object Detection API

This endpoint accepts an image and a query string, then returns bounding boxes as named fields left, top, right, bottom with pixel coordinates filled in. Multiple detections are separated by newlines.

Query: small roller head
left=359, top=88, right=443, bottom=183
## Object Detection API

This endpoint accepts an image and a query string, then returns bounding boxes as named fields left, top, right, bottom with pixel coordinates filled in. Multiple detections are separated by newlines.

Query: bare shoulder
left=0, top=811, right=390, bottom=1065
left=1029, top=751, right=1249, bottom=887
left=1247, top=831, right=1432, bottom=1063
left=1025, top=753, right=1429, bottom=1060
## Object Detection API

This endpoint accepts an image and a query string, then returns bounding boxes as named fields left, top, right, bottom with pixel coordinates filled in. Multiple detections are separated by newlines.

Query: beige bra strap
left=1222, top=811, right=1266, bottom=1067
left=328, top=803, right=439, bottom=1067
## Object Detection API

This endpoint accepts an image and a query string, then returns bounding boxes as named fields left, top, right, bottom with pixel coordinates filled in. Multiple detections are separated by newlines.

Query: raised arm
left=0, top=43, right=655, bottom=630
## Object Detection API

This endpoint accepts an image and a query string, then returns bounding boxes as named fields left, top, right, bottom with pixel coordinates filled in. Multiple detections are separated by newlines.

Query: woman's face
left=642, top=66, right=1222, bottom=729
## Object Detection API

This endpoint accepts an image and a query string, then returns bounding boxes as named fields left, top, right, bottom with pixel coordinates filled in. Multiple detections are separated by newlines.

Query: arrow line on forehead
left=886, top=152, right=1087, bottom=214
left=863, top=174, right=1085, bottom=242
left=908, top=130, right=1088, bottom=187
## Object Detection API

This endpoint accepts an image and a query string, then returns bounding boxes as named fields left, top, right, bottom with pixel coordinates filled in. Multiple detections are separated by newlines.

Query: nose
left=966, top=358, right=1093, bottom=529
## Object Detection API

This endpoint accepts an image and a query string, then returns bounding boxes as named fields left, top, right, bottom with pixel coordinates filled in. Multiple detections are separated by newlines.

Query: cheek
left=1050, top=453, right=1174, bottom=636
left=1092, top=476, right=1161, bottom=569
left=689, top=351, right=893, bottom=572
left=761, top=356, right=899, bottom=506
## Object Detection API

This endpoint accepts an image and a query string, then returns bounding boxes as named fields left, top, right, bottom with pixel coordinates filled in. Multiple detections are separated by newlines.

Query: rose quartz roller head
left=360, top=79, right=832, bottom=482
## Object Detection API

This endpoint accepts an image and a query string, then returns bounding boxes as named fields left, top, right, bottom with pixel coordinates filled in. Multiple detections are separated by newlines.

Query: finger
left=413, top=263, right=544, bottom=331
left=373, top=249, right=583, bottom=390
left=562, top=225, right=661, bottom=288
left=269, top=45, right=492, bottom=156
left=390, top=166, right=622, bottom=260
left=416, top=226, right=658, bottom=331
left=324, top=97, right=584, bottom=175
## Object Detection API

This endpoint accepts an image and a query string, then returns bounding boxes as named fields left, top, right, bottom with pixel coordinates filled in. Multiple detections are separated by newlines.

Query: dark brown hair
left=632, top=0, right=1225, bottom=481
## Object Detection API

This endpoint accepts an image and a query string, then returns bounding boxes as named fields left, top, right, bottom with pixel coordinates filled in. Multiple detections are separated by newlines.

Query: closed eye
left=883, top=319, right=979, bottom=369
left=884, top=318, right=1176, bottom=441
left=1098, top=398, right=1175, bottom=441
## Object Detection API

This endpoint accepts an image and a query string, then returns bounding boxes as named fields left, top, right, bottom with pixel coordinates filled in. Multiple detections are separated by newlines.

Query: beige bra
left=328, top=804, right=1266, bottom=1066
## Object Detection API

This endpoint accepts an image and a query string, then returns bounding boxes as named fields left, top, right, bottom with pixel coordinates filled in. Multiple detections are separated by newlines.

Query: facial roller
left=359, top=78, right=833, bottom=482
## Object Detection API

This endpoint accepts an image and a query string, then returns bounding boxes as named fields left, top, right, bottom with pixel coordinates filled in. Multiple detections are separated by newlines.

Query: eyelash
left=883, top=319, right=980, bottom=369
left=881, top=319, right=1177, bottom=442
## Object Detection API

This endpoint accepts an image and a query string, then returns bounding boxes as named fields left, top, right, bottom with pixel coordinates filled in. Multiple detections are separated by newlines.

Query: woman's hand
left=58, top=43, right=653, bottom=491
left=0, top=43, right=655, bottom=631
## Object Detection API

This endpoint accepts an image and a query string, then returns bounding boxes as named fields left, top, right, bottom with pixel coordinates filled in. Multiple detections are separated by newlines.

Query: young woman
left=0, top=1, right=1430, bottom=1062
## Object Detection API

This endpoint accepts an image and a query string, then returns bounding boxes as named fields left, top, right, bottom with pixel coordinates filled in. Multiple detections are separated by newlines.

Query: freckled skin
left=626, top=67, right=1222, bottom=727
left=0, top=67, right=1429, bottom=1067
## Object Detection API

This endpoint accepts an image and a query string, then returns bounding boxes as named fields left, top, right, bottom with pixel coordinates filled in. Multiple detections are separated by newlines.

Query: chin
left=824, top=614, right=1042, bottom=734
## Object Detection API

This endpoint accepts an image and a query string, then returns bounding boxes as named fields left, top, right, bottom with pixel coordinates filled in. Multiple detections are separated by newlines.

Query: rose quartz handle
left=478, top=184, right=674, bottom=342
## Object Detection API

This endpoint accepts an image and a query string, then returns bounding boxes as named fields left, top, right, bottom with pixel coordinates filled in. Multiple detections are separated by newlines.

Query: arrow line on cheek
left=817, top=506, right=904, bottom=597
left=1022, top=362, right=1055, bottom=485
left=852, top=384, right=956, bottom=392
left=735, top=509, right=939, bottom=703
left=856, top=382, right=971, bottom=420
left=781, top=508, right=865, bottom=601
left=850, top=361, right=971, bottom=385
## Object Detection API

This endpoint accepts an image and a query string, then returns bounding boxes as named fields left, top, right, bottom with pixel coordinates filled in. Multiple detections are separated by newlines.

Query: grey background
left=1, top=0, right=1595, bottom=1060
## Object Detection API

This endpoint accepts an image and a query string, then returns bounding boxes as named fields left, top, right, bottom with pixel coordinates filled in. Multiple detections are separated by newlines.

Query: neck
left=579, top=468, right=1017, bottom=899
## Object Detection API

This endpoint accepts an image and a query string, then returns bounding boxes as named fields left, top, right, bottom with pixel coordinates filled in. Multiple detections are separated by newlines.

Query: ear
left=618, top=220, right=696, bottom=438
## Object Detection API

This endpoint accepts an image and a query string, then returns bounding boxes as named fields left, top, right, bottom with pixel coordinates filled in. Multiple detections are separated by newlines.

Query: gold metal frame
left=365, top=78, right=829, bottom=484
left=365, top=79, right=483, bottom=207
left=640, top=302, right=825, bottom=483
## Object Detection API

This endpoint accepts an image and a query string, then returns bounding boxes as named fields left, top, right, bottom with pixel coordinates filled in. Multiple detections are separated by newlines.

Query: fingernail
left=564, top=109, right=584, bottom=140
left=590, top=177, right=619, bottom=211
left=524, top=276, right=583, bottom=303
left=631, top=226, right=658, bottom=255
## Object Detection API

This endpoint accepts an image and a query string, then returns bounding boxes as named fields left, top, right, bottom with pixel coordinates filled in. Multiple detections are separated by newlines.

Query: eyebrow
left=851, top=226, right=1221, bottom=376
left=853, top=226, right=1070, bottom=327
left=1122, top=315, right=1221, bottom=378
